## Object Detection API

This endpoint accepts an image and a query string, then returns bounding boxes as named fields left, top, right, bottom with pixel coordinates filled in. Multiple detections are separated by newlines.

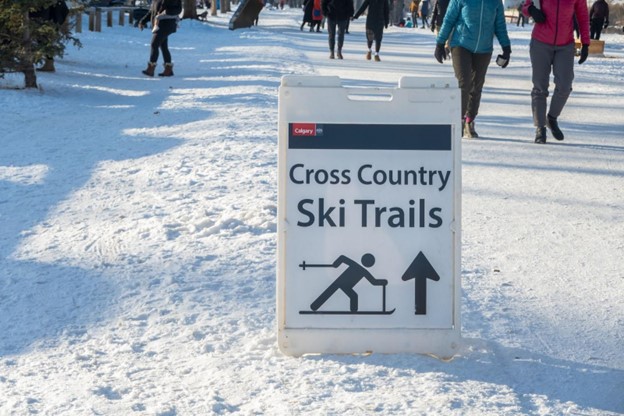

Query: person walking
left=322, top=0, right=354, bottom=59
left=419, top=0, right=430, bottom=28
left=311, top=0, right=324, bottom=31
left=430, top=0, right=449, bottom=34
left=301, top=0, right=315, bottom=30
left=523, top=0, right=590, bottom=143
left=410, top=0, right=421, bottom=28
left=139, top=0, right=182, bottom=77
left=589, top=0, right=609, bottom=40
left=434, top=0, right=511, bottom=138
left=353, top=0, right=390, bottom=61
left=516, top=2, right=526, bottom=27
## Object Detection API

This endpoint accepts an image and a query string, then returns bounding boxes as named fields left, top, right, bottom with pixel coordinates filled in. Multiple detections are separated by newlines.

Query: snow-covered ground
left=1, top=6, right=623, bottom=415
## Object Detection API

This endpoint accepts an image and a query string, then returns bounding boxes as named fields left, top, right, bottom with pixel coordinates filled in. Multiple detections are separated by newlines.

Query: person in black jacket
left=589, top=0, right=609, bottom=40
left=139, top=0, right=182, bottom=77
left=430, top=0, right=448, bottom=33
left=322, top=0, right=354, bottom=59
left=353, top=0, right=390, bottom=61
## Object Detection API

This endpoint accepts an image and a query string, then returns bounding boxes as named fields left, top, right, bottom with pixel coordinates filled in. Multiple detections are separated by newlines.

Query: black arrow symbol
left=401, top=251, right=440, bottom=315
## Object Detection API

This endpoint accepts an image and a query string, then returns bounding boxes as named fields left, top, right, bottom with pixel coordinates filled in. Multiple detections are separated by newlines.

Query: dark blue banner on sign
left=289, top=123, right=452, bottom=151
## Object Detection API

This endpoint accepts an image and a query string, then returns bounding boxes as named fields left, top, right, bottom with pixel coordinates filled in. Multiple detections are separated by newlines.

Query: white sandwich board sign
left=277, top=76, right=461, bottom=358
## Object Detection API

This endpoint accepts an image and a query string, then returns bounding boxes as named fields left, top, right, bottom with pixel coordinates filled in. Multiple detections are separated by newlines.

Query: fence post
left=95, top=8, right=102, bottom=31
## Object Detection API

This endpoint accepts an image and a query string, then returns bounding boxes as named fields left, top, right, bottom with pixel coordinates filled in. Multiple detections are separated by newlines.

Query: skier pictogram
left=299, top=253, right=395, bottom=315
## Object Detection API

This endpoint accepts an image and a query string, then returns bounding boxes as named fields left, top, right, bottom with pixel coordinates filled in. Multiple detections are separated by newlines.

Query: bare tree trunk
left=220, top=0, right=230, bottom=13
left=21, top=11, right=38, bottom=89
left=211, top=0, right=218, bottom=16
left=182, top=0, right=198, bottom=19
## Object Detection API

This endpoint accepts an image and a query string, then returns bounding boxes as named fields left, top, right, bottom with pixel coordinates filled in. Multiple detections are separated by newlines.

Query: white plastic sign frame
left=277, top=76, right=461, bottom=358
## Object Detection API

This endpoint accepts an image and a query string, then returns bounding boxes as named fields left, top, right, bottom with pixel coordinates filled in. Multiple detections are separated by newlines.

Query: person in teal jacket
left=433, top=0, right=511, bottom=138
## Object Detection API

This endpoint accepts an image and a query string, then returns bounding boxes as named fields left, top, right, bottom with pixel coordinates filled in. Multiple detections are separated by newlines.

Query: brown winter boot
left=158, top=62, right=174, bottom=77
left=37, top=58, right=56, bottom=72
left=142, top=62, right=156, bottom=77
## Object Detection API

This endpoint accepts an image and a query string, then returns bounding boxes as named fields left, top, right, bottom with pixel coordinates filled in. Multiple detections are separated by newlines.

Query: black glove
left=434, top=43, right=447, bottom=63
left=496, top=45, right=511, bottom=68
left=528, top=4, right=545, bottom=23
left=578, top=44, right=589, bottom=64
left=604, top=21, right=609, bottom=29
left=430, top=23, right=435, bottom=32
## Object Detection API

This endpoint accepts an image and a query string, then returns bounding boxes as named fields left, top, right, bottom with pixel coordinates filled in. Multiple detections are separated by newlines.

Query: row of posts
left=72, top=7, right=138, bottom=33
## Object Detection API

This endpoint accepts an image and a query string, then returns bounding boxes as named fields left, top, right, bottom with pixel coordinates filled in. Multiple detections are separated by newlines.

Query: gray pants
left=529, top=39, right=575, bottom=127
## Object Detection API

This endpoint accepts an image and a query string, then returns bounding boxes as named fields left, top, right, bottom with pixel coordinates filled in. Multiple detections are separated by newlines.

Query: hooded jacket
left=436, top=0, right=510, bottom=53
left=522, top=0, right=590, bottom=46
left=322, top=0, right=355, bottom=21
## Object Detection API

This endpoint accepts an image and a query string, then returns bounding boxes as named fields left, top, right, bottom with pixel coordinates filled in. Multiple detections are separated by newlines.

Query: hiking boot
left=329, top=51, right=335, bottom=59
left=535, top=126, right=547, bottom=144
left=337, top=50, right=343, bottom=59
left=158, top=62, right=174, bottom=77
left=547, top=114, right=564, bottom=141
left=366, top=51, right=372, bottom=60
left=374, top=54, right=381, bottom=62
left=463, top=120, right=478, bottom=138
left=142, top=61, right=156, bottom=77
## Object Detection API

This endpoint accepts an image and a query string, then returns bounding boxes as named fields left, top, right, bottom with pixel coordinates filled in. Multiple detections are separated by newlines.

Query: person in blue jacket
left=433, top=0, right=511, bottom=138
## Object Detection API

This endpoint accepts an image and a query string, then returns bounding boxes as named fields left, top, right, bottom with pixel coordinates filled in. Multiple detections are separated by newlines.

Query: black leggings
left=149, top=31, right=171, bottom=63
left=366, top=28, right=383, bottom=52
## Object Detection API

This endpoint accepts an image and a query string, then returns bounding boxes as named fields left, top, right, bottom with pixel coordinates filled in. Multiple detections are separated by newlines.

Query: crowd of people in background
left=295, top=0, right=616, bottom=143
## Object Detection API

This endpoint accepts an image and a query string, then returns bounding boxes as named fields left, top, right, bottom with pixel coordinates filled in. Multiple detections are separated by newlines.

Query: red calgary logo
left=292, top=123, right=316, bottom=136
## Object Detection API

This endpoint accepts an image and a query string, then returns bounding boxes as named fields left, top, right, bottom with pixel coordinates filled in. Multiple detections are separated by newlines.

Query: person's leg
left=451, top=46, right=471, bottom=119
left=343, top=287, right=359, bottom=312
left=465, top=51, right=492, bottom=120
left=149, top=32, right=166, bottom=63
left=529, top=39, right=554, bottom=129
left=327, top=17, right=337, bottom=56
left=375, top=29, right=382, bottom=52
left=548, top=42, right=575, bottom=119
left=336, top=19, right=348, bottom=57
left=366, top=29, right=374, bottom=59
left=160, top=36, right=171, bottom=64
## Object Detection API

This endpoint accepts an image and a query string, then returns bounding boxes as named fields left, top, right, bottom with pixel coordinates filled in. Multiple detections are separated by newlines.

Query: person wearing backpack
left=139, top=0, right=182, bottom=77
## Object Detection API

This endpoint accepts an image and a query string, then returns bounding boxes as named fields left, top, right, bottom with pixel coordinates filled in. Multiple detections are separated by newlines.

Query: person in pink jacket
left=523, top=0, right=590, bottom=144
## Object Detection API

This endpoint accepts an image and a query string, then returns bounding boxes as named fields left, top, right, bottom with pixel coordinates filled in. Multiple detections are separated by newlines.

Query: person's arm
left=494, top=0, right=511, bottom=48
left=363, top=271, right=388, bottom=286
left=575, top=0, right=591, bottom=45
left=353, top=0, right=369, bottom=18
left=383, top=0, right=390, bottom=27
left=332, top=255, right=352, bottom=268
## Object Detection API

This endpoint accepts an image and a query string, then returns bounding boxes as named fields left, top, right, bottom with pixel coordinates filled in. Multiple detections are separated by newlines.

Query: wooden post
left=118, top=8, right=125, bottom=26
left=95, top=8, right=102, bottom=32
left=107, top=9, right=113, bottom=27
left=88, top=8, right=95, bottom=31
left=74, top=12, right=82, bottom=33
left=129, top=9, right=134, bottom=25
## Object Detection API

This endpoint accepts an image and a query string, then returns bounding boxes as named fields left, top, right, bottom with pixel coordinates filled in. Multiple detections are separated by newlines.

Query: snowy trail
left=2, top=7, right=623, bottom=415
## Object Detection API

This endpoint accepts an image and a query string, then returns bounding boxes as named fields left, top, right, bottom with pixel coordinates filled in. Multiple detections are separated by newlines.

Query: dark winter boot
left=547, top=114, right=564, bottom=141
left=158, top=62, right=174, bottom=77
left=142, top=62, right=156, bottom=77
left=535, top=126, right=547, bottom=144
left=329, top=51, right=335, bottom=59
left=37, top=58, right=55, bottom=72
left=337, top=49, right=343, bottom=59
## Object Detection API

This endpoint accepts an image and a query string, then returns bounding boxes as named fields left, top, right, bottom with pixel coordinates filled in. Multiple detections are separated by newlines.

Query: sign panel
left=277, top=76, right=461, bottom=357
